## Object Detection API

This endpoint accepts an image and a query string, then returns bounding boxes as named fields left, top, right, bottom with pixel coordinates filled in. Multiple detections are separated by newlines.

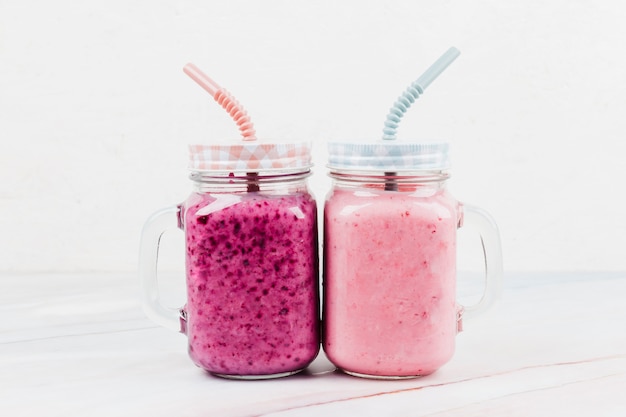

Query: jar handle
left=458, top=204, right=503, bottom=320
left=138, top=205, right=183, bottom=331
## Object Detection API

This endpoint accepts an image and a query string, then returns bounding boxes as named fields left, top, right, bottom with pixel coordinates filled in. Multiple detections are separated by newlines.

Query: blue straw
left=382, top=47, right=460, bottom=140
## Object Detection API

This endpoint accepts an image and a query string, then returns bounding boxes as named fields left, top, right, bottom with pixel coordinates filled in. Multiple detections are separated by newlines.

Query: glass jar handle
left=138, top=205, right=182, bottom=331
left=459, top=204, right=503, bottom=320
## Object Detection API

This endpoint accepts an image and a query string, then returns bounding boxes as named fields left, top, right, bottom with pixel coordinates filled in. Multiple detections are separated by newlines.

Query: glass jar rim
left=189, top=168, right=312, bottom=183
left=328, top=169, right=449, bottom=184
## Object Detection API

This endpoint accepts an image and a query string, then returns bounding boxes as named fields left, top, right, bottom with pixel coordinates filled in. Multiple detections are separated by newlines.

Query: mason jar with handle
left=139, top=140, right=320, bottom=379
left=323, top=141, right=503, bottom=379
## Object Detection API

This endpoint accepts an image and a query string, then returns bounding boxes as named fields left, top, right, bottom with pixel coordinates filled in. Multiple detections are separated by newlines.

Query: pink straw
left=183, top=63, right=257, bottom=141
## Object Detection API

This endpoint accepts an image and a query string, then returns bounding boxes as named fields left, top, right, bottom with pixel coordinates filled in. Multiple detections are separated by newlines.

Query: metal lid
left=189, top=139, right=312, bottom=172
left=327, top=140, right=450, bottom=172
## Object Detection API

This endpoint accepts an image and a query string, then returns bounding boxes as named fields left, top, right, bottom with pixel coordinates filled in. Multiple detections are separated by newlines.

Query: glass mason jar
left=139, top=140, right=320, bottom=379
left=323, top=141, right=502, bottom=379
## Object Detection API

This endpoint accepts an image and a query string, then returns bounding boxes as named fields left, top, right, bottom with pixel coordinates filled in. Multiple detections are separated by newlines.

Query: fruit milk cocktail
left=324, top=146, right=461, bottom=377
left=322, top=48, right=503, bottom=379
left=181, top=173, right=319, bottom=377
left=139, top=64, right=319, bottom=379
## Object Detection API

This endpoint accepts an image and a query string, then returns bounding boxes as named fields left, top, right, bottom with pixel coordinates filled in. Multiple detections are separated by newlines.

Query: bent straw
left=382, top=47, right=460, bottom=141
left=381, top=47, right=460, bottom=190
left=184, top=63, right=260, bottom=191
left=184, top=63, right=257, bottom=141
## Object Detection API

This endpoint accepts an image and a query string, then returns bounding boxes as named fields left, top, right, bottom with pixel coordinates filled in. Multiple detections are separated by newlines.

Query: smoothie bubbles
left=323, top=47, right=503, bottom=379
left=139, top=64, right=319, bottom=379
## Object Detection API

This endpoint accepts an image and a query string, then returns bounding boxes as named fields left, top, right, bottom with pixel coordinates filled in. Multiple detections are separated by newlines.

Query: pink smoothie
left=183, top=191, right=319, bottom=377
left=323, top=186, right=460, bottom=377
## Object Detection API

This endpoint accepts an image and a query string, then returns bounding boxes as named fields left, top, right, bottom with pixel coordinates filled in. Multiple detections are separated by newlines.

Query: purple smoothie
left=182, top=191, right=320, bottom=377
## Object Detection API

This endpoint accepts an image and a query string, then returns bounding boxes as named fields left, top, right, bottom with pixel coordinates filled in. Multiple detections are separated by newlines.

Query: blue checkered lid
left=327, top=140, right=450, bottom=172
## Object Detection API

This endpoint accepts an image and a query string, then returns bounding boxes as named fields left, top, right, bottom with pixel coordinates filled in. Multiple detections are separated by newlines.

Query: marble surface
left=1, top=271, right=625, bottom=416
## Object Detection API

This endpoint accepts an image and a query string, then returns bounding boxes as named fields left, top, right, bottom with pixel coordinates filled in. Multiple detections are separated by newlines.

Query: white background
left=1, top=0, right=625, bottom=274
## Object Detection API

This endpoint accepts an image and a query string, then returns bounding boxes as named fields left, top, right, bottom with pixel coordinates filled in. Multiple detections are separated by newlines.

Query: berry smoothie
left=182, top=191, right=319, bottom=377
left=323, top=186, right=460, bottom=377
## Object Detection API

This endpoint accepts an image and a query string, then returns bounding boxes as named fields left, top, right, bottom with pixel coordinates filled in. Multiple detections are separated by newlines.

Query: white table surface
left=1, top=271, right=625, bottom=416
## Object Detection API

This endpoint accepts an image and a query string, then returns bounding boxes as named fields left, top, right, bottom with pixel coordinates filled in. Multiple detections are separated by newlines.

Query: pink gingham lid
left=188, top=139, right=312, bottom=172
